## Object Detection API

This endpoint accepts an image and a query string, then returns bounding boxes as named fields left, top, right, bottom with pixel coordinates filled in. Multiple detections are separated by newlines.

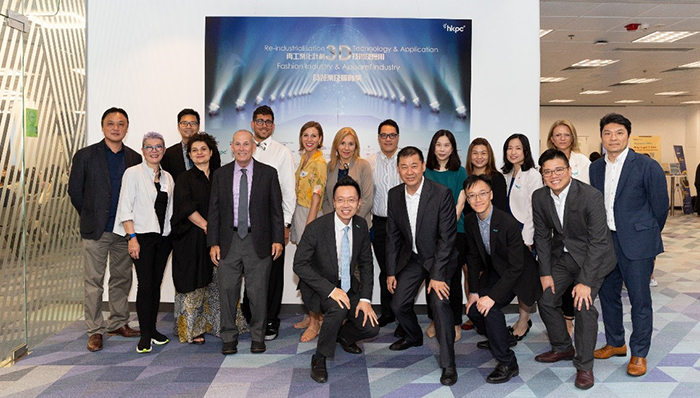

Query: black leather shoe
left=486, top=362, right=519, bottom=384
left=264, top=325, right=278, bottom=341
left=337, top=336, right=362, bottom=354
left=393, top=324, right=406, bottom=338
left=440, top=367, right=458, bottom=386
left=378, top=315, right=395, bottom=327
left=221, top=341, right=238, bottom=355
left=250, top=340, right=266, bottom=353
left=476, top=335, right=517, bottom=350
left=310, top=354, right=328, bottom=383
left=389, top=338, right=423, bottom=351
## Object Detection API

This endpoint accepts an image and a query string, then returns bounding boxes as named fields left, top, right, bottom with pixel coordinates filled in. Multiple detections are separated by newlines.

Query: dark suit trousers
left=132, top=233, right=172, bottom=339
left=371, top=215, right=393, bottom=319
left=537, top=253, right=600, bottom=371
left=218, top=234, right=272, bottom=343
left=599, top=232, right=654, bottom=357
left=391, top=257, right=455, bottom=368
left=241, top=246, right=285, bottom=329
left=316, top=295, right=380, bottom=359
left=467, top=272, right=517, bottom=366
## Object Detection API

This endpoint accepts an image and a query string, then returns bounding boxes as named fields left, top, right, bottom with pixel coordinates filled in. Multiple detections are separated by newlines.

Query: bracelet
left=127, top=233, right=137, bottom=240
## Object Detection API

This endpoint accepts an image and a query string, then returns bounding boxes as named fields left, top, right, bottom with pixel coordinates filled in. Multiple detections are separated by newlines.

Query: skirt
left=290, top=203, right=322, bottom=244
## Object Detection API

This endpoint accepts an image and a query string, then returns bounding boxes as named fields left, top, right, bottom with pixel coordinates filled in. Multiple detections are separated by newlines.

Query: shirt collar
left=405, top=177, right=425, bottom=198
left=104, top=140, right=124, bottom=154
left=255, top=136, right=273, bottom=150
left=379, top=149, right=398, bottom=162
left=550, top=180, right=572, bottom=201
left=478, top=205, right=493, bottom=225
left=604, top=146, right=630, bottom=165
left=334, top=212, right=352, bottom=231
left=235, top=159, right=254, bottom=171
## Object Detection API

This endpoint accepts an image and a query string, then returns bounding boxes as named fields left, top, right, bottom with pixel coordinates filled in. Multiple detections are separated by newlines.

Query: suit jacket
left=386, top=178, right=458, bottom=282
left=532, top=179, right=616, bottom=287
left=322, top=158, right=374, bottom=229
left=68, top=139, right=142, bottom=240
left=465, top=207, right=542, bottom=306
left=207, top=158, right=284, bottom=259
left=161, top=141, right=222, bottom=182
left=590, top=149, right=668, bottom=260
left=293, top=213, right=373, bottom=300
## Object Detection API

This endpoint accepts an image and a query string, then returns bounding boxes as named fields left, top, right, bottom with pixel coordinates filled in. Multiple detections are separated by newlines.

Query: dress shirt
left=367, top=150, right=401, bottom=217
left=332, top=213, right=370, bottom=303
left=477, top=206, right=493, bottom=254
left=105, top=142, right=126, bottom=232
left=550, top=181, right=571, bottom=252
left=405, top=178, right=424, bottom=254
left=603, top=146, right=630, bottom=231
left=113, top=162, right=174, bottom=236
left=253, top=136, right=296, bottom=224
left=180, top=141, right=192, bottom=171
left=233, top=161, right=254, bottom=228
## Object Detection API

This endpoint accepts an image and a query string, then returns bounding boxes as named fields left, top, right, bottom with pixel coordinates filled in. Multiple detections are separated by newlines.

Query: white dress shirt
left=550, top=181, right=571, bottom=252
left=367, top=150, right=401, bottom=217
left=603, top=146, right=630, bottom=231
left=405, top=178, right=424, bottom=254
left=253, top=136, right=296, bottom=225
left=333, top=213, right=370, bottom=302
left=114, top=162, right=174, bottom=236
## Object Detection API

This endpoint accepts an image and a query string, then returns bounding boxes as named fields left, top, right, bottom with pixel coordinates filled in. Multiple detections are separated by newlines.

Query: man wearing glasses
left=532, top=149, right=615, bottom=390
left=463, top=174, right=541, bottom=384
left=162, top=108, right=221, bottom=181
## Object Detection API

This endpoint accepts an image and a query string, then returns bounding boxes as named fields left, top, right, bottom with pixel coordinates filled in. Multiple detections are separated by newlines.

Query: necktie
left=238, top=169, right=248, bottom=239
left=340, top=226, right=351, bottom=292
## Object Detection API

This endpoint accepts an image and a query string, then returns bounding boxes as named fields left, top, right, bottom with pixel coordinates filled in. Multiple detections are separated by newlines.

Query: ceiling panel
left=583, top=3, right=657, bottom=17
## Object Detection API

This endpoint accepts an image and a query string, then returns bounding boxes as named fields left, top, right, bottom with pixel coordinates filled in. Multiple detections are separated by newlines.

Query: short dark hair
left=538, top=148, right=570, bottom=169
left=378, top=119, right=399, bottom=135
left=589, top=151, right=603, bottom=162
left=186, top=132, right=220, bottom=172
left=333, top=175, right=361, bottom=198
left=253, top=105, right=274, bottom=122
left=501, top=133, right=536, bottom=174
left=101, top=107, right=128, bottom=126
left=426, top=129, right=461, bottom=171
left=600, top=113, right=631, bottom=136
left=178, top=108, right=200, bottom=124
left=397, top=146, right=424, bottom=165
left=463, top=174, right=492, bottom=191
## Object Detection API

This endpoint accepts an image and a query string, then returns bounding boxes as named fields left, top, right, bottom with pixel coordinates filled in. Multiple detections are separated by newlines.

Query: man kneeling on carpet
left=293, top=176, right=380, bottom=383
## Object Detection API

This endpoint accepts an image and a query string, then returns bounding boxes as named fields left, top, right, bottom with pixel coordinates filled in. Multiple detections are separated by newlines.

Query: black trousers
left=242, top=246, right=285, bottom=328
left=316, top=296, right=380, bottom=359
left=371, top=215, right=393, bottom=319
left=425, top=233, right=465, bottom=325
left=132, top=233, right=172, bottom=339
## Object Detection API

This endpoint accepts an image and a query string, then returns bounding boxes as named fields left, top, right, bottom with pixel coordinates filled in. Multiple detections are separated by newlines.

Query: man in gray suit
left=533, top=149, right=616, bottom=390
left=208, top=129, right=284, bottom=356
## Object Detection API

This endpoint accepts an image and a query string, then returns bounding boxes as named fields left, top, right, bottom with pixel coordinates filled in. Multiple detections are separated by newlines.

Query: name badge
left=514, top=183, right=522, bottom=190
left=300, top=170, right=309, bottom=178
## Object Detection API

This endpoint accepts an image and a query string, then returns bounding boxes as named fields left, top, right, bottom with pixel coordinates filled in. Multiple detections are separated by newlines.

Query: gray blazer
left=532, top=178, right=616, bottom=287
left=322, top=157, right=374, bottom=229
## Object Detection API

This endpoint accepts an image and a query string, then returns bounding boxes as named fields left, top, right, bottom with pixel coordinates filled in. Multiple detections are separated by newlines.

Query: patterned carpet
left=1, top=215, right=699, bottom=398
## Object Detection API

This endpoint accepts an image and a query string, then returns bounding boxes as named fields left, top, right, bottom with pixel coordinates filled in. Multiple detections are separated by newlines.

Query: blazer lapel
left=547, top=191, right=563, bottom=233
left=615, top=150, right=635, bottom=201
left=469, top=214, right=488, bottom=264
left=562, top=180, right=580, bottom=231
left=325, top=215, right=340, bottom=273
left=224, top=164, right=235, bottom=217
left=489, top=210, right=501, bottom=257
left=415, top=179, right=431, bottom=237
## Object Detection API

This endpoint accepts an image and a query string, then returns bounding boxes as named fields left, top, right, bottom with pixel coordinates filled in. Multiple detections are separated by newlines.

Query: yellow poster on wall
left=629, top=136, right=661, bottom=161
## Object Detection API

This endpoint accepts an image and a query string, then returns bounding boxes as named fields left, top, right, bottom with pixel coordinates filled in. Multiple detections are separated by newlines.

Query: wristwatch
left=126, top=233, right=137, bottom=241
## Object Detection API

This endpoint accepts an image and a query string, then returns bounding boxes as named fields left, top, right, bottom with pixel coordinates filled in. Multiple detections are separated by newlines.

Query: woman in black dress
left=171, top=133, right=220, bottom=344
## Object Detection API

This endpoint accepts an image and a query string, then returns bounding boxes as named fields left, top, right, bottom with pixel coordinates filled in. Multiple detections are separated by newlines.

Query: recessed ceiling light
left=681, top=100, right=700, bottom=104
left=615, top=100, right=643, bottom=104
left=540, top=29, right=553, bottom=38
left=580, top=90, right=611, bottom=95
left=570, top=59, right=619, bottom=68
left=540, top=77, right=568, bottom=83
left=678, top=61, right=700, bottom=69
left=618, top=78, right=660, bottom=84
left=633, top=31, right=699, bottom=43
left=655, top=91, right=688, bottom=96
left=549, top=99, right=575, bottom=103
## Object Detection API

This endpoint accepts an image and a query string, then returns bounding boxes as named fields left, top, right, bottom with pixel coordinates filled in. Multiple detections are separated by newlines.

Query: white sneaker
left=650, top=278, right=658, bottom=287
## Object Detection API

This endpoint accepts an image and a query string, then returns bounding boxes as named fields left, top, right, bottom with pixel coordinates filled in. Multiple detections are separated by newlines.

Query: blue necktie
left=340, top=226, right=351, bottom=292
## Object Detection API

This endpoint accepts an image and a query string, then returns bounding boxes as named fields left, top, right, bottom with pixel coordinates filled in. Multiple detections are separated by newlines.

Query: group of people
left=68, top=106, right=668, bottom=389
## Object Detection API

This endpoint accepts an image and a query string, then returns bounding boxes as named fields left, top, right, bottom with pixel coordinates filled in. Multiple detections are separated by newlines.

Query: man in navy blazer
left=590, top=113, right=668, bottom=377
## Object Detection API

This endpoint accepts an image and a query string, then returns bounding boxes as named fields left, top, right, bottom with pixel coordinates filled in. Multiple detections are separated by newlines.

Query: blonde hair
left=329, top=127, right=360, bottom=169
left=546, top=119, right=581, bottom=152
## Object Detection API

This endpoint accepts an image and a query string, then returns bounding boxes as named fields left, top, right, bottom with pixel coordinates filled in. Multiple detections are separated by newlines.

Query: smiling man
left=533, top=149, right=615, bottom=389
left=161, top=108, right=221, bottom=181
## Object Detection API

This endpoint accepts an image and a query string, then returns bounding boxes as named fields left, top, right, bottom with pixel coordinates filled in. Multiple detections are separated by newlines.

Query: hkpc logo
left=443, top=23, right=465, bottom=33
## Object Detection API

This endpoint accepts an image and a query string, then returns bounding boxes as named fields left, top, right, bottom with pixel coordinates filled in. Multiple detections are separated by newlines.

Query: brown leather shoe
left=575, top=370, right=594, bottom=389
left=627, top=356, right=647, bottom=376
left=107, top=324, right=141, bottom=338
left=87, top=333, right=103, bottom=352
left=593, top=344, right=627, bottom=359
left=535, top=347, right=575, bottom=363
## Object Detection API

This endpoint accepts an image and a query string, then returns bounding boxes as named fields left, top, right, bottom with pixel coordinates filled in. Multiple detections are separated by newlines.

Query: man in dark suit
left=161, top=108, right=221, bottom=181
left=463, top=174, right=542, bottom=384
left=386, top=146, right=458, bottom=386
left=533, top=149, right=616, bottom=389
left=293, top=176, right=380, bottom=383
left=590, top=113, right=668, bottom=377
left=208, top=129, right=284, bottom=356
left=68, top=107, right=142, bottom=352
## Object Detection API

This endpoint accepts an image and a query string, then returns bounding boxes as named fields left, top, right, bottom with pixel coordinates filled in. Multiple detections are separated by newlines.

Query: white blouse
left=569, top=151, right=591, bottom=184
left=504, top=167, right=543, bottom=246
left=113, top=162, right=174, bottom=236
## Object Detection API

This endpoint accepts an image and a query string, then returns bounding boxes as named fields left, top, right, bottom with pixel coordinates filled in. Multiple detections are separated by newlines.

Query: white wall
left=87, top=0, right=541, bottom=304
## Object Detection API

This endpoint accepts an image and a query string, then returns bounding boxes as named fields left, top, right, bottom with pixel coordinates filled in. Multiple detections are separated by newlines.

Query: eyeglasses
left=553, top=133, right=572, bottom=139
left=179, top=121, right=199, bottom=127
left=143, top=145, right=165, bottom=152
left=379, top=133, right=398, bottom=140
left=254, top=119, right=274, bottom=127
left=466, top=190, right=491, bottom=202
left=542, top=166, right=568, bottom=177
